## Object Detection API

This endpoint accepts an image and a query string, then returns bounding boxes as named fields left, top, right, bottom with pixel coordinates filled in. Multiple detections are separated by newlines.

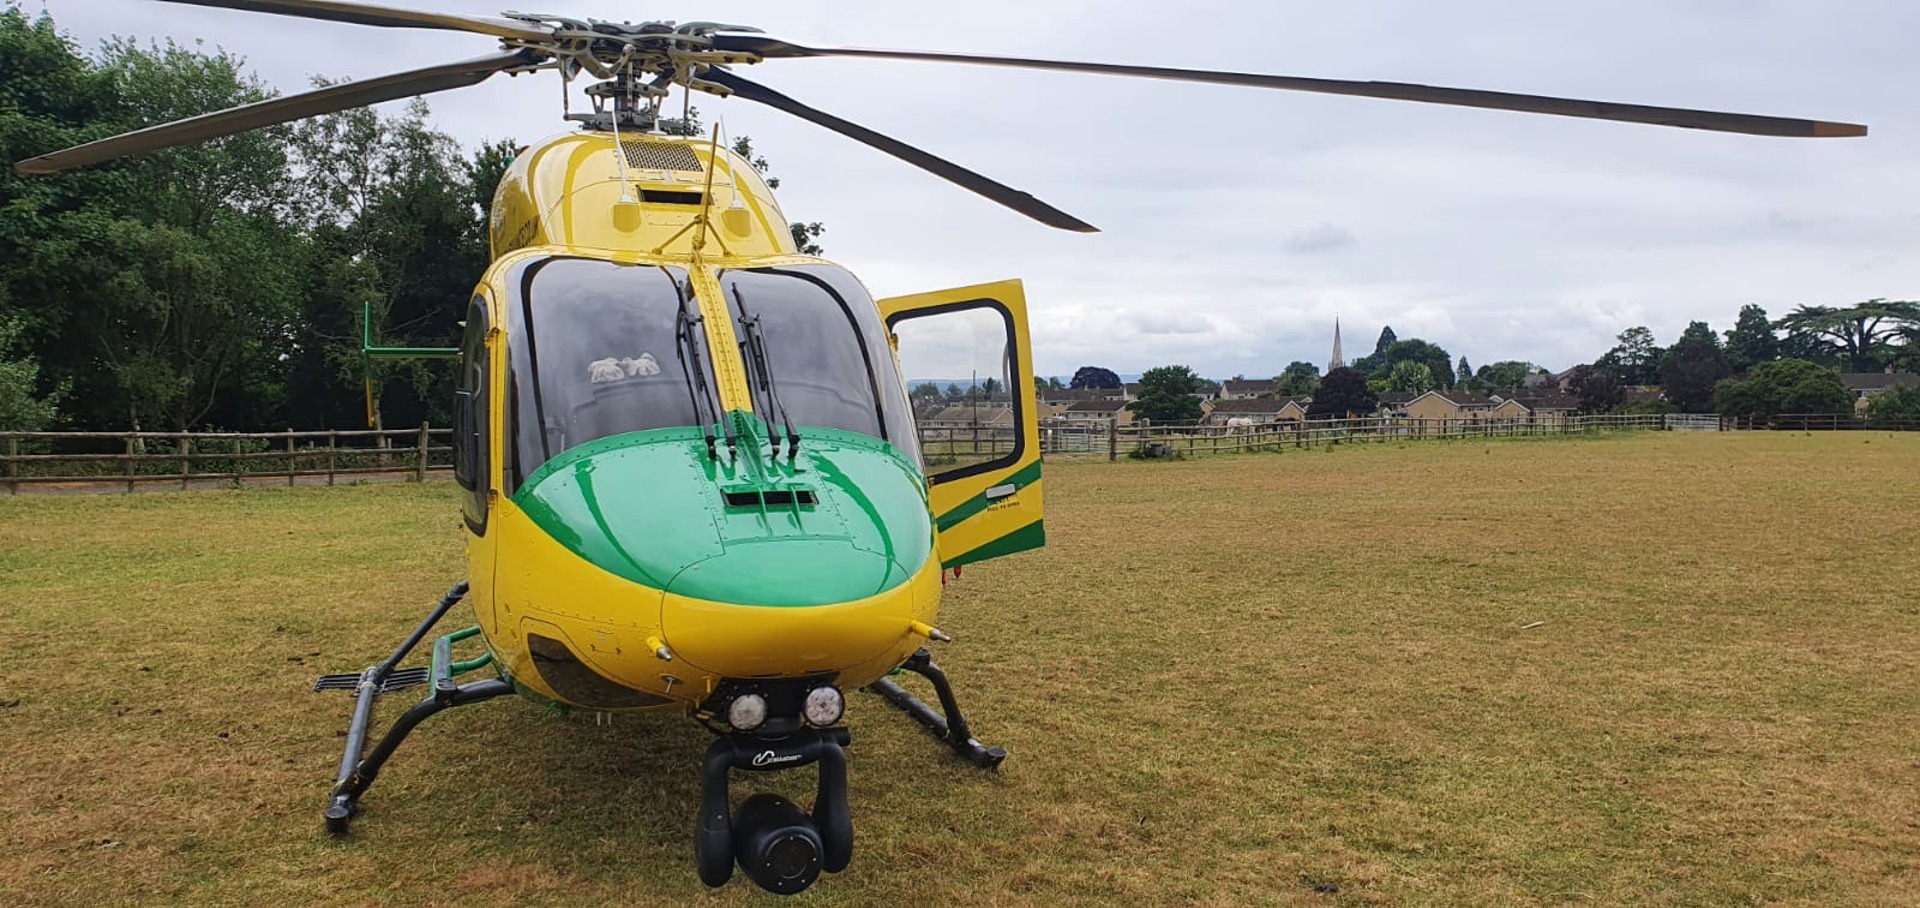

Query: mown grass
left=1, top=432, right=1916, bottom=906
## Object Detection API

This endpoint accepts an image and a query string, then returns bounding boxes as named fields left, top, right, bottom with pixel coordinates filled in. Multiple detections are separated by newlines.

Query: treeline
left=0, top=9, right=512, bottom=433
left=1563, top=301, right=1920, bottom=417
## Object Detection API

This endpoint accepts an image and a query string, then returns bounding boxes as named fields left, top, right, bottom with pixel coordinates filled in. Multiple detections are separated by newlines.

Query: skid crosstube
left=866, top=648, right=1006, bottom=769
left=315, top=581, right=510, bottom=833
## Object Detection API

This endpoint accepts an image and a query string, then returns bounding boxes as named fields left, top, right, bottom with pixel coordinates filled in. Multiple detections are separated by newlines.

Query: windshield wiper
left=668, top=272, right=731, bottom=460
left=730, top=285, right=801, bottom=460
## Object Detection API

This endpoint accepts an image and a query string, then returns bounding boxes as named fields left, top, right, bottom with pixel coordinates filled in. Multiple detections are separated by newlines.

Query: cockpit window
left=506, top=257, right=712, bottom=483
left=718, top=266, right=919, bottom=463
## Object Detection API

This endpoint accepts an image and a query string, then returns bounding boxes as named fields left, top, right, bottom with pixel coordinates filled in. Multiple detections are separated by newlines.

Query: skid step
left=312, top=666, right=431, bottom=694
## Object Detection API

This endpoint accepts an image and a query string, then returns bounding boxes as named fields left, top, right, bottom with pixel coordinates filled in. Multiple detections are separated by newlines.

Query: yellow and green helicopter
left=15, top=0, right=1866, bottom=894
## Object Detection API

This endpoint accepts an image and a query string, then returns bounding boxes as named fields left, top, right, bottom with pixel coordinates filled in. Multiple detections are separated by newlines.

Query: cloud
left=1284, top=223, right=1358, bottom=254
left=37, top=0, right=1918, bottom=380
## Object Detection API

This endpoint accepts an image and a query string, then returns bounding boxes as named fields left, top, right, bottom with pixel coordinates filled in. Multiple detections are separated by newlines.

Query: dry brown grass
left=1, top=432, right=1917, bottom=906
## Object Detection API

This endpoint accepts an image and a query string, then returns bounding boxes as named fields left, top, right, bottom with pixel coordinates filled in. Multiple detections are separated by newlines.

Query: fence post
left=5, top=435, right=15, bottom=496
left=415, top=422, right=429, bottom=482
left=1108, top=420, right=1118, bottom=462
left=123, top=434, right=135, bottom=494
left=179, top=436, right=192, bottom=491
left=286, top=429, right=296, bottom=487
left=327, top=430, right=337, bottom=486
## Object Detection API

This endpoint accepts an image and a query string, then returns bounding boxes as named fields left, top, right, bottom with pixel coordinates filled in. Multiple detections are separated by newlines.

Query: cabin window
left=504, top=257, right=712, bottom=484
left=717, top=266, right=919, bottom=464
left=456, top=294, right=490, bottom=533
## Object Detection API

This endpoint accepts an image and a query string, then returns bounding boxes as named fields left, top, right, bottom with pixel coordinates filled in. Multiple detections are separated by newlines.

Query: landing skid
left=314, top=581, right=512, bottom=833
left=866, top=648, right=1007, bottom=769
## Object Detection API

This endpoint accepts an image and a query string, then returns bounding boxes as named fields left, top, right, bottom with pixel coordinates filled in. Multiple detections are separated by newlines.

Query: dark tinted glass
left=505, top=258, right=708, bottom=480
left=719, top=266, right=919, bottom=463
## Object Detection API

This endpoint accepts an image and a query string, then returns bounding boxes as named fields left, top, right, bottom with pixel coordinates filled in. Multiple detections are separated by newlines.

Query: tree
left=1373, top=326, right=1397, bottom=358
left=1307, top=366, right=1376, bottom=418
left=1126, top=365, right=1204, bottom=423
left=0, top=316, right=62, bottom=430
left=1276, top=360, right=1320, bottom=396
left=944, top=383, right=965, bottom=400
left=1348, top=325, right=1396, bottom=375
left=1567, top=364, right=1624, bottom=413
left=1866, top=385, right=1920, bottom=420
left=979, top=376, right=1002, bottom=397
left=1776, top=300, right=1920, bottom=372
left=1456, top=356, right=1472, bottom=387
left=1386, top=360, right=1436, bottom=393
left=1723, top=304, right=1778, bottom=373
left=1598, top=327, right=1662, bottom=386
left=1377, top=338, right=1455, bottom=389
left=1658, top=321, right=1731, bottom=412
left=1712, top=359, right=1852, bottom=417
left=911, top=382, right=944, bottom=404
left=1070, top=365, right=1122, bottom=389
left=1475, top=360, right=1534, bottom=392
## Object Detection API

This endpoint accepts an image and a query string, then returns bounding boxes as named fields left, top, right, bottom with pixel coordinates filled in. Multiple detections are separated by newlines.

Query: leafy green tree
left=1307, top=366, right=1376, bottom=418
left=1376, top=338, right=1454, bottom=389
left=1723, top=304, right=1777, bottom=373
left=1456, top=356, right=1472, bottom=387
left=1775, top=300, right=1920, bottom=372
left=1070, top=365, right=1121, bottom=389
left=1712, top=359, right=1851, bottom=417
left=1276, top=360, right=1320, bottom=396
left=1658, top=321, right=1731, bottom=412
left=912, top=382, right=945, bottom=404
left=1387, top=360, right=1436, bottom=393
left=1475, top=360, right=1535, bottom=392
left=0, top=315, right=62, bottom=430
left=979, top=376, right=1002, bottom=397
left=1598, top=326, right=1662, bottom=386
left=1866, top=385, right=1920, bottom=420
left=1126, top=365, right=1204, bottom=423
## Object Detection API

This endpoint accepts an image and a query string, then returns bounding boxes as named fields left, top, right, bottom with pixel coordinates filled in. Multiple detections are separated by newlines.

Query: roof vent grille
left=621, top=139, right=703, bottom=172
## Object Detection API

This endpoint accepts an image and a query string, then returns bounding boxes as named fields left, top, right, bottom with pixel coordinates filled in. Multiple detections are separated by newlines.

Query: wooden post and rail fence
left=1, top=426, right=452, bottom=494
left=4, top=413, right=1915, bottom=494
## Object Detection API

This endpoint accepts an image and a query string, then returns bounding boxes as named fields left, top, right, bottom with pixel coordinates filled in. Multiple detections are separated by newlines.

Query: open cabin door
left=879, top=280, right=1044, bottom=568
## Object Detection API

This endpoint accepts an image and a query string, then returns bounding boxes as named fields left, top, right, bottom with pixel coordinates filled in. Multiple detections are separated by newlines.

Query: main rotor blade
left=712, top=37, right=1867, bottom=139
left=702, top=69, right=1097, bottom=233
left=15, top=51, right=534, bottom=175
left=153, top=0, right=551, bottom=41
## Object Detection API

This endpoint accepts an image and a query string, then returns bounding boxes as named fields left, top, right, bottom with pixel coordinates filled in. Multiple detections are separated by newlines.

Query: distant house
left=1488, top=397, right=1530, bottom=420
left=1841, top=371, right=1919, bottom=414
left=1123, top=382, right=1141, bottom=401
left=1512, top=391, right=1579, bottom=422
left=1404, top=390, right=1499, bottom=422
left=1039, top=387, right=1126, bottom=406
left=1219, top=378, right=1277, bottom=400
left=1063, top=399, right=1135, bottom=426
left=1375, top=392, right=1419, bottom=417
left=1202, top=397, right=1297, bottom=426
left=920, top=406, right=1013, bottom=431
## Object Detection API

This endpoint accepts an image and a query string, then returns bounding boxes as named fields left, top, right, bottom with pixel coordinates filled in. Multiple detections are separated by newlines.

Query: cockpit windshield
left=719, top=266, right=919, bottom=464
left=505, top=257, right=714, bottom=484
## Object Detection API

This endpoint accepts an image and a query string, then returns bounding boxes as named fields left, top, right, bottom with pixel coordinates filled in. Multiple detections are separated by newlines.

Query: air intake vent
left=724, top=489, right=818, bottom=508
left=620, top=139, right=703, bottom=172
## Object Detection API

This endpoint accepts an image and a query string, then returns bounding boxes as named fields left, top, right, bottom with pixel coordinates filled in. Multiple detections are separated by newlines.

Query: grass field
left=2, top=432, right=1917, bottom=906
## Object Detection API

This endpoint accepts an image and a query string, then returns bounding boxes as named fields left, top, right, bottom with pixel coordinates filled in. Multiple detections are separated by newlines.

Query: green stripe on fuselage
left=935, top=459, right=1042, bottom=533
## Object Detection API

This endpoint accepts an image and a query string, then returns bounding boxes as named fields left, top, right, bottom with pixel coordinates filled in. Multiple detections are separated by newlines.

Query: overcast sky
left=31, top=0, right=1920, bottom=379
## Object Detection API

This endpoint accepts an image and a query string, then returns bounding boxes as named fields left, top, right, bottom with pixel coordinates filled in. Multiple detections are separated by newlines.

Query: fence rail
left=2, top=427, right=452, bottom=493
left=7, top=412, right=1915, bottom=495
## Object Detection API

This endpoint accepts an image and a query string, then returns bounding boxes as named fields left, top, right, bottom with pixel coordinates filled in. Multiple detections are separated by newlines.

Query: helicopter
left=15, top=0, right=1867, bottom=895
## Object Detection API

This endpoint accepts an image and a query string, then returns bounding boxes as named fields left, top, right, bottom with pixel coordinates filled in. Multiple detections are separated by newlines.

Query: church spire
left=1328, top=317, right=1346, bottom=371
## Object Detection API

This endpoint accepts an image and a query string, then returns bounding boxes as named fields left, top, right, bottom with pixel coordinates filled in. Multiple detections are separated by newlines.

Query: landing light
left=803, top=686, right=844, bottom=727
left=727, top=693, right=768, bottom=731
